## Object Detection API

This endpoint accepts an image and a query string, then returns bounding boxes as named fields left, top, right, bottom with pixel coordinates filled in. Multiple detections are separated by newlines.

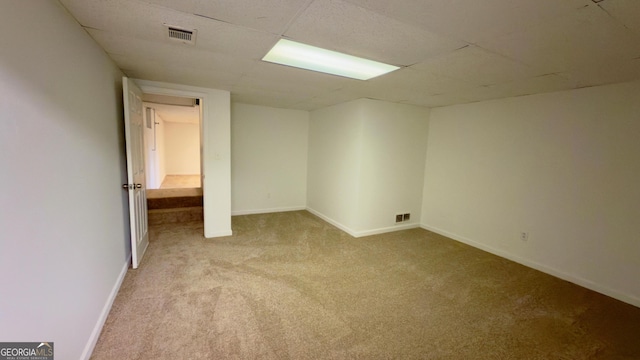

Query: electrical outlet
left=520, top=232, right=529, bottom=241
left=395, top=214, right=403, bottom=223
left=403, top=213, right=410, bottom=221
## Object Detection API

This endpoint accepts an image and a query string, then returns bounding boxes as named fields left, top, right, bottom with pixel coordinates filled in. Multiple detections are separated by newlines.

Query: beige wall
left=164, top=121, right=200, bottom=175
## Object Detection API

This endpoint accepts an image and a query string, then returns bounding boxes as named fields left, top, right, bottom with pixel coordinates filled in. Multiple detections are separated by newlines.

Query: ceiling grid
left=59, top=0, right=640, bottom=109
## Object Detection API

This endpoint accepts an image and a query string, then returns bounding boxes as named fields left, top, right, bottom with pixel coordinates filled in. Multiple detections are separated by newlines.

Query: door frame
left=133, top=79, right=233, bottom=238
left=140, top=91, right=204, bottom=191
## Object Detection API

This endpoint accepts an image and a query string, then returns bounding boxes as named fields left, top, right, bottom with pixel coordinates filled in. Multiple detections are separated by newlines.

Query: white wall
left=156, top=113, right=167, bottom=186
left=421, top=81, right=640, bottom=307
left=0, top=2, right=129, bottom=359
left=307, top=100, right=364, bottom=232
left=143, top=107, right=155, bottom=188
left=143, top=107, right=166, bottom=189
left=231, top=103, right=309, bottom=215
left=357, top=100, right=430, bottom=233
left=137, top=80, right=232, bottom=238
left=308, top=99, right=430, bottom=236
left=164, top=121, right=200, bottom=175
left=156, top=113, right=167, bottom=189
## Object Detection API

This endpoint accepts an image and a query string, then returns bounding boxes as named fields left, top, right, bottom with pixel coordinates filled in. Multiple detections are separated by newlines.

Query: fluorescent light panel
left=262, top=39, right=399, bottom=80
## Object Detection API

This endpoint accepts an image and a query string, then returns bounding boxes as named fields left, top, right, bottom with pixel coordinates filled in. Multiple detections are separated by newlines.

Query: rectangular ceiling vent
left=165, top=25, right=196, bottom=45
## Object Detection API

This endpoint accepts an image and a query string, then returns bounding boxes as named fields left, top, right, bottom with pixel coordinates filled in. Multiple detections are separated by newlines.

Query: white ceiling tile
left=477, top=5, right=640, bottom=74
left=295, top=67, right=476, bottom=107
left=558, top=58, right=640, bottom=88
left=369, top=67, right=477, bottom=95
left=88, top=29, right=254, bottom=75
left=141, top=0, right=312, bottom=34
left=356, top=83, right=424, bottom=103
left=124, top=69, right=238, bottom=91
left=410, top=45, right=542, bottom=86
left=242, top=60, right=355, bottom=91
left=232, top=76, right=305, bottom=98
left=484, top=74, right=576, bottom=97
left=60, top=0, right=277, bottom=59
left=600, top=0, right=640, bottom=37
left=284, top=0, right=466, bottom=66
left=305, top=87, right=364, bottom=106
left=61, top=0, right=640, bottom=110
left=232, top=77, right=327, bottom=100
left=447, top=74, right=575, bottom=103
left=110, top=53, right=243, bottom=90
left=231, top=90, right=311, bottom=109
left=60, top=0, right=139, bottom=28
left=62, top=0, right=180, bottom=43
left=400, top=93, right=470, bottom=108
left=442, top=86, right=511, bottom=104
left=282, top=96, right=354, bottom=111
left=343, top=0, right=591, bottom=43
left=287, top=101, right=328, bottom=111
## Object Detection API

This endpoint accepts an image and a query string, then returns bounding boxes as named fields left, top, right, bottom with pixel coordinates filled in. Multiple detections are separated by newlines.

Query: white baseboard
left=355, top=223, right=420, bottom=237
left=205, top=230, right=233, bottom=238
left=80, top=255, right=130, bottom=360
left=306, top=207, right=358, bottom=237
left=420, top=223, right=640, bottom=308
left=231, top=206, right=306, bottom=216
left=306, top=207, right=420, bottom=238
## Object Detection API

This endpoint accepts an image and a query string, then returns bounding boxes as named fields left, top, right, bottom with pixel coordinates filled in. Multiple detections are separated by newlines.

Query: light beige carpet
left=160, top=175, right=201, bottom=189
left=91, top=211, right=640, bottom=359
left=147, top=187, right=202, bottom=200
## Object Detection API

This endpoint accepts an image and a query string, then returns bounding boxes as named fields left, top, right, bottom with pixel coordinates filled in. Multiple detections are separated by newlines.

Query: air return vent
left=165, top=25, right=196, bottom=45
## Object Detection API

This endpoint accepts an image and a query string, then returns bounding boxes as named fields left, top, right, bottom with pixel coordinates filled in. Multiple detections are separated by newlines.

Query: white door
left=123, top=77, right=149, bottom=269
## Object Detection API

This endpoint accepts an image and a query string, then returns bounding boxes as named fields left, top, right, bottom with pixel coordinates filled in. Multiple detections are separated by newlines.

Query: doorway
left=142, top=93, right=202, bottom=190
left=135, top=78, right=233, bottom=238
left=142, top=93, right=205, bottom=227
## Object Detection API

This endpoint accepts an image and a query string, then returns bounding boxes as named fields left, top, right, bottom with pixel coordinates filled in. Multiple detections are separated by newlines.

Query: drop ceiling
left=60, top=0, right=640, bottom=110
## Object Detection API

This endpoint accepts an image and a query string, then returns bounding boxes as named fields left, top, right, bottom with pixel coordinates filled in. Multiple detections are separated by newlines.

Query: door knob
left=122, top=184, right=131, bottom=190
left=135, top=184, right=142, bottom=188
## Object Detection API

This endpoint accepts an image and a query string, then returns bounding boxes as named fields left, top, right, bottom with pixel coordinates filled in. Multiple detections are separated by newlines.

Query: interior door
left=123, top=76, right=149, bottom=269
